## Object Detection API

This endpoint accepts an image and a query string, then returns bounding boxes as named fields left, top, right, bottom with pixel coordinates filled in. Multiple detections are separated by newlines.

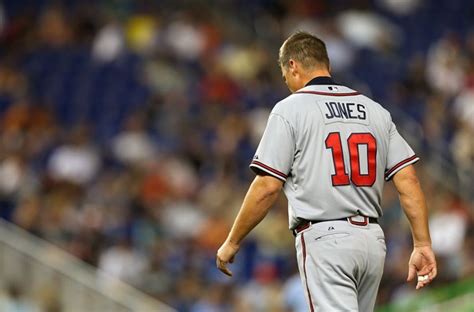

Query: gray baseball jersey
left=250, top=77, right=419, bottom=229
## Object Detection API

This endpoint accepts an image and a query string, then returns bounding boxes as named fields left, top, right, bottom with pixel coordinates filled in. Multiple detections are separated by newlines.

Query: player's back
left=250, top=77, right=419, bottom=229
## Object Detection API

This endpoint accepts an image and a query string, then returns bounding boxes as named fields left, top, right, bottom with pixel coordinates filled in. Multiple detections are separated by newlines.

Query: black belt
left=293, top=216, right=378, bottom=236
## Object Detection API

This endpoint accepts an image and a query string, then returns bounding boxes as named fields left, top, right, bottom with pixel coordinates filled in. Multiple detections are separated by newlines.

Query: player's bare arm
left=216, top=174, right=283, bottom=276
left=392, top=165, right=437, bottom=290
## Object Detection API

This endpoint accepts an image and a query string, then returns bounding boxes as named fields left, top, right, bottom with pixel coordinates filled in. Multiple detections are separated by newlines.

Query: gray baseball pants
left=295, top=220, right=386, bottom=311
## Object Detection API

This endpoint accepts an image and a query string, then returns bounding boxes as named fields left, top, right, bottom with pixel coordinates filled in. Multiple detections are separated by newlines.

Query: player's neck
left=298, top=69, right=331, bottom=89
left=301, top=69, right=332, bottom=87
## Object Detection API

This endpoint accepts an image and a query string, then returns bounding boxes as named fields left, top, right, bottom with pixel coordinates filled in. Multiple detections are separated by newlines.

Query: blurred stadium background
left=0, top=0, right=472, bottom=311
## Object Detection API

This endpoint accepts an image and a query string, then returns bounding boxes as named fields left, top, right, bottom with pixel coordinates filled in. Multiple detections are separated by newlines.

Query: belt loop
left=348, top=216, right=369, bottom=226
left=293, top=221, right=312, bottom=236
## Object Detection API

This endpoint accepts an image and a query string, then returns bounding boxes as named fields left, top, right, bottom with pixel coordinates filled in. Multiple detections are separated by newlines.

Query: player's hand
left=216, top=240, right=240, bottom=277
left=407, top=245, right=437, bottom=290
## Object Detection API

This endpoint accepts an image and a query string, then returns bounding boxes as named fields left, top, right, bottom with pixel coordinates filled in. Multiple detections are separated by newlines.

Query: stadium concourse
left=0, top=0, right=472, bottom=311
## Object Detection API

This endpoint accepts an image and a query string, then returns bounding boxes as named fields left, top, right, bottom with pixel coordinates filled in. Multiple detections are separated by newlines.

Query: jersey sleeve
left=385, top=121, right=420, bottom=181
left=249, top=113, right=295, bottom=182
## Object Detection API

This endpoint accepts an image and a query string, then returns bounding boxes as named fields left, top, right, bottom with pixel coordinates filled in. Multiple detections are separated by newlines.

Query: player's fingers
left=416, top=267, right=431, bottom=277
left=416, top=274, right=430, bottom=289
left=430, top=265, right=438, bottom=280
left=417, top=280, right=430, bottom=289
left=407, top=264, right=416, bottom=282
left=428, top=263, right=438, bottom=280
left=416, top=278, right=425, bottom=290
left=416, top=281, right=423, bottom=290
left=423, top=278, right=433, bottom=287
left=216, top=257, right=233, bottom=277
left=418, top=263, right=436, bottom=279
left=218, top=263, right=233, bottom=276
left=421, top=266, right=437, bottom=286
left=222, top=267, right=233, bottom=276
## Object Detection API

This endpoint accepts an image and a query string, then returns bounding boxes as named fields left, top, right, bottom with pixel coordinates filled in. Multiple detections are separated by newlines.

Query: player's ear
left=288, top=59, right=293, bottom=69
left=288, top=59, right=298, bottom=76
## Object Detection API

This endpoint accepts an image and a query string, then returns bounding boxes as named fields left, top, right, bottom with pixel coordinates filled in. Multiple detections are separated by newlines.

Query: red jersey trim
left=385, top=155, right=420, bottom=180
left=250, top=160, right=287, bottom=181
left=295, top=90, right=361, bottom=97
left=301, top=233, right=315, bottom=312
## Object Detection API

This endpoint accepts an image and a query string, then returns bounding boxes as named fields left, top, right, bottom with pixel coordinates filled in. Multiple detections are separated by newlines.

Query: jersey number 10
left=325, top=132, right=377, bottom=187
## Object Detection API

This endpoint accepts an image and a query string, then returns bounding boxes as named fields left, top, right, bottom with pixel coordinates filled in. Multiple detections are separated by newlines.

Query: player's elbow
left=254, top=174, right=284, bottom=196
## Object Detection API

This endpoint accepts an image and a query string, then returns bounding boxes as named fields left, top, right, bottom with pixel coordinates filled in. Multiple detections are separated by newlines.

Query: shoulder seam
left=269, top=112, right=297, bottom=142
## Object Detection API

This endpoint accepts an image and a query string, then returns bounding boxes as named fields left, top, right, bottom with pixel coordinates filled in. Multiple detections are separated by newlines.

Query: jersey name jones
left=324, top=102, right=366, bottom=120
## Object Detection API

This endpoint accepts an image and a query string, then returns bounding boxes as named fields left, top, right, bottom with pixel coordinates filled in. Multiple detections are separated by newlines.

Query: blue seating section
left=4, top=0, right=472, bottom=144
left=21, top=48, right=150, bottom=140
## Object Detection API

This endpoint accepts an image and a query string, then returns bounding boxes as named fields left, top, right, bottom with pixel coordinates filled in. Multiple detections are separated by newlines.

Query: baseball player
left=216, top=32, right=437, bottom=311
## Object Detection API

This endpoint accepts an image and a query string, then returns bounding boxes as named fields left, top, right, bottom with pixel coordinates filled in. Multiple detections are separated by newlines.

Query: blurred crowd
left=0, top=0, right=472, bottom=311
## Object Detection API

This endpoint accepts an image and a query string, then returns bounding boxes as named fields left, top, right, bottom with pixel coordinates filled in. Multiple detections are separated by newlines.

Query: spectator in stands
left=112, top=113, right=156, bottom=166
left=98, top=237, right=148, bottom=286
left=48, top=125, right=101, bottom=186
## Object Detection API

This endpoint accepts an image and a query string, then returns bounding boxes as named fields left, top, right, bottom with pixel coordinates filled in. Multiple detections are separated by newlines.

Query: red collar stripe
left=295, top=90, right=360, bottom=96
